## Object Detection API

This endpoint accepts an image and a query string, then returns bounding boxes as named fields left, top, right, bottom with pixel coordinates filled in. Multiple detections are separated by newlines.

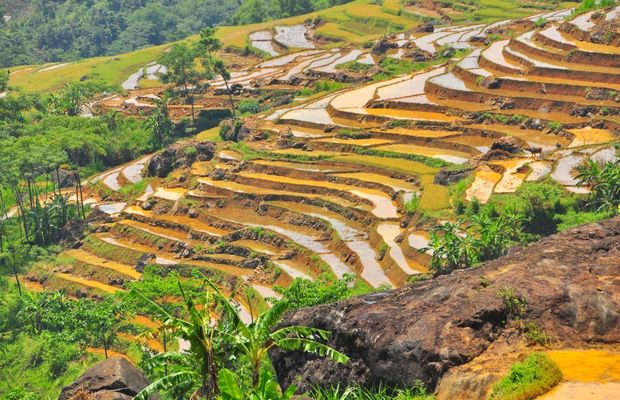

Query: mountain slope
left=4, top=0, right=572, bottom=93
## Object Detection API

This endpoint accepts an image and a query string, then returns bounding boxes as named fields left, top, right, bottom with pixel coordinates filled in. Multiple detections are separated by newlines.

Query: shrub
left=498, top=286, right=527, bottom=320
left=404, top=193, right=421, bottom=215
left=490, top=353, right=562, bottom=400
left=523, top=322, right=550, bottom=346
left=237, top=100, right=261, bottom=115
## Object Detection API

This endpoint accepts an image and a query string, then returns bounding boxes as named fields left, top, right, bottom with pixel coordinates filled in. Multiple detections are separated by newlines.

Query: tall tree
left=198, top=27, right=236, bottom=116
left=160, top=43, right=204, bottom=125
left=147, top=96, right=174, bottom=149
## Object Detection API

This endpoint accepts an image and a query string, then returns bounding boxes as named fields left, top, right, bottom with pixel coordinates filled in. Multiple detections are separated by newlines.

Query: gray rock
left=58, top=358, right=149, bottom=400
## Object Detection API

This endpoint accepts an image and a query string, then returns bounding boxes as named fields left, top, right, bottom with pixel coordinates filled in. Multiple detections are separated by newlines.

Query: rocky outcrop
left=271, top=218, right=620, bottom=394
left=58, top=358, right=150, bottom=400
left=147, top=141, right=214, bottom=178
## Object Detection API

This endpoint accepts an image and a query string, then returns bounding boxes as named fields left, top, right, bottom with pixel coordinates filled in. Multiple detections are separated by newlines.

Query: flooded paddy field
left=27, top=4, right=620, bottom=364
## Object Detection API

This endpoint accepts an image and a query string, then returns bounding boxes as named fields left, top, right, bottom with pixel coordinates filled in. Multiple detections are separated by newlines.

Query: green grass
left=490, top=353, right=562, bottom=400
left=118, top=179, right=150, bottom=201
left=7, top=44, right=167, bottom=93
left=82, top=235, right=144, bottom=266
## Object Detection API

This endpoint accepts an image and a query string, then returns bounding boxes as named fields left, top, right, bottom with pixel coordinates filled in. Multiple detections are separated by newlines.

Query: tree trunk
left=222, top=77, right=236, bottom=116
left=12, top=250, right=22, bottom=297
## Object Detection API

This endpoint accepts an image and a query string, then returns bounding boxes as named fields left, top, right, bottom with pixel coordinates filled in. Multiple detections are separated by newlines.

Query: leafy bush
left=237, top=99, right=261, bottom=115
left=490, top=353, right=562, bottom=400
left=404, top=193, right=420, bottom=215
left=312, top=381, right=435, bottom=400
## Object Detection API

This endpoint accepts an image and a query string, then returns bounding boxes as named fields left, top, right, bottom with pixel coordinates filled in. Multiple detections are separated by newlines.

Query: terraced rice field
left=25, top=4, right=620, bottom=359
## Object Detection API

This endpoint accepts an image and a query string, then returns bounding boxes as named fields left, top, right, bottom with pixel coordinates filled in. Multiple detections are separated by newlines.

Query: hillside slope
left=271, top=216, right=620, bottom=397
left=4, top=0, right=573, bottom=93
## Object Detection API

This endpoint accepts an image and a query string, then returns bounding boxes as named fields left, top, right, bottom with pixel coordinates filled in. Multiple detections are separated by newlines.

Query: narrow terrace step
left=64, top=248, right=141, bottom=279
left=54, top=272, right=122, bottom=294
left=232, top=172, right=399, bottom=219
left=124, top=206, right=229, bottom=238
left=195, top=176, right=362, bottom=210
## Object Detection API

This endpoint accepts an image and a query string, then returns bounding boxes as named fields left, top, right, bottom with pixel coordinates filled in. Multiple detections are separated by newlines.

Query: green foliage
left=134, top=275, right=348, bottom=399
left=0, top=0, right=240, bottom=68
left=336, top=61, right=374, bottom=73
left=274, top=274, right=355, bottom=309
left=498, top=286, right=527, bottom=320
left=572, top=0, right=615, bottom=17
left=230, top=0, right=354, bottom=25
left=404, top=193, right=420, bottom=215
left=0, top=284, right=131, bottom=399
left=424, top=205, right=524, bottom=275
left=0, top=71, right=8, bottom=92
left=147, top=98, right=174, bottom=149
left=238, top=100, right=261, bottom=115
left=523, top=322, right=549, bottom=346
left=490, top=353, right=562, bottom=400
left=576, top=160, right=620, bottom=213
left=311, top=382, right=435, bottom=399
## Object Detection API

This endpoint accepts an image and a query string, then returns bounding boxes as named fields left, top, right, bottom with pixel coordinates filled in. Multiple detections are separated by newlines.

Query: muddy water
left=315, top=137, right=393, bottom=147
left=429, top=72, right=471, bottom=91
left=408, top=231, right=432, bottom=255
left=65, top=248, right=141, bottom=279
left=124, top=205, right=229, bottom=237
left=103, top=171, right=122, bottom=191
left=235, top=172, right=398, bottom=219
left=333, top=172, right=417, bottom=192
left=137, top=184, right=154, bottom=202
left=444, top=135, right=494, bottom=153
left=253, top=159, right=354, bottom=173
left=122, top=156, right=150, bottom=183
left=274, top=25, right=314, bottom=49
left=538, top=350, right=620, bottom=400
left=304, top=211, right=391, bottom=287
left=377, top=222, right=424, bottom=275
left=551, top=153, right=585, bottom=186
left=376, top=144, right=470, bottom=164
left=591, top=147, right=618, bottom=163
left=315, top=49, right=363, bottom=73
left=251, top=283, right=282, bottom=300
left=482, top=40, right=523, bottom=71
left=357, top=53, right=375, bottom=65
left=56, top=272, right=121, bottom=293
left=273, top=260, right=313, bottom=280
left=259, top=224, right=353, bottom=278
left=260, top=50, right=321, bottom=68
left=376, top=66, right=446, bottom=101
left=252, top=41, right=279, bottom=56
left=492, top=159, right=530, bottom=193
left=98, top=202, right=127, bottom=215
left=363, top=108, right=458, bottom=123
left=567, top=127, right=617, bottom=147
left=281, top=107, right=335, bottom=125
left=153, top=187, right=187, bottom=201
left=466, top=166, right=502, bottom=203
left=218, top=150, right=241, bottom=161
left=331, top=75, right=410, bottom=110
left=526, top=161, right=552, bottom=182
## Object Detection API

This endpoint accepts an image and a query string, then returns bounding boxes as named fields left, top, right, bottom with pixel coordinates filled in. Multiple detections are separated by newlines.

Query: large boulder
left=270, top=218, right=620, bottom=394
left=58, top=357, right=150, bottom=400
left=147, top=141, right=214, bottom=178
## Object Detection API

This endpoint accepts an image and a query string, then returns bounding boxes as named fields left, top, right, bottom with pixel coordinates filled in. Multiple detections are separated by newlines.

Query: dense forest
left=0, top=0, right=241, bottom=68
left=0, top=0, right=355, bottom=68
left=229, top=0, right=354, bottom=25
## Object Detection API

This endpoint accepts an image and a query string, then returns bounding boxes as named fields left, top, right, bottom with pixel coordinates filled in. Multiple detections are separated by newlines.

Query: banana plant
left=218, top=368, right=297, bottom=400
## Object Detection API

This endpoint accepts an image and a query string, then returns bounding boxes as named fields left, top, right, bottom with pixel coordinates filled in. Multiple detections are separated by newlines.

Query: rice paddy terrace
left=25, top=4, right=620, bottom=360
